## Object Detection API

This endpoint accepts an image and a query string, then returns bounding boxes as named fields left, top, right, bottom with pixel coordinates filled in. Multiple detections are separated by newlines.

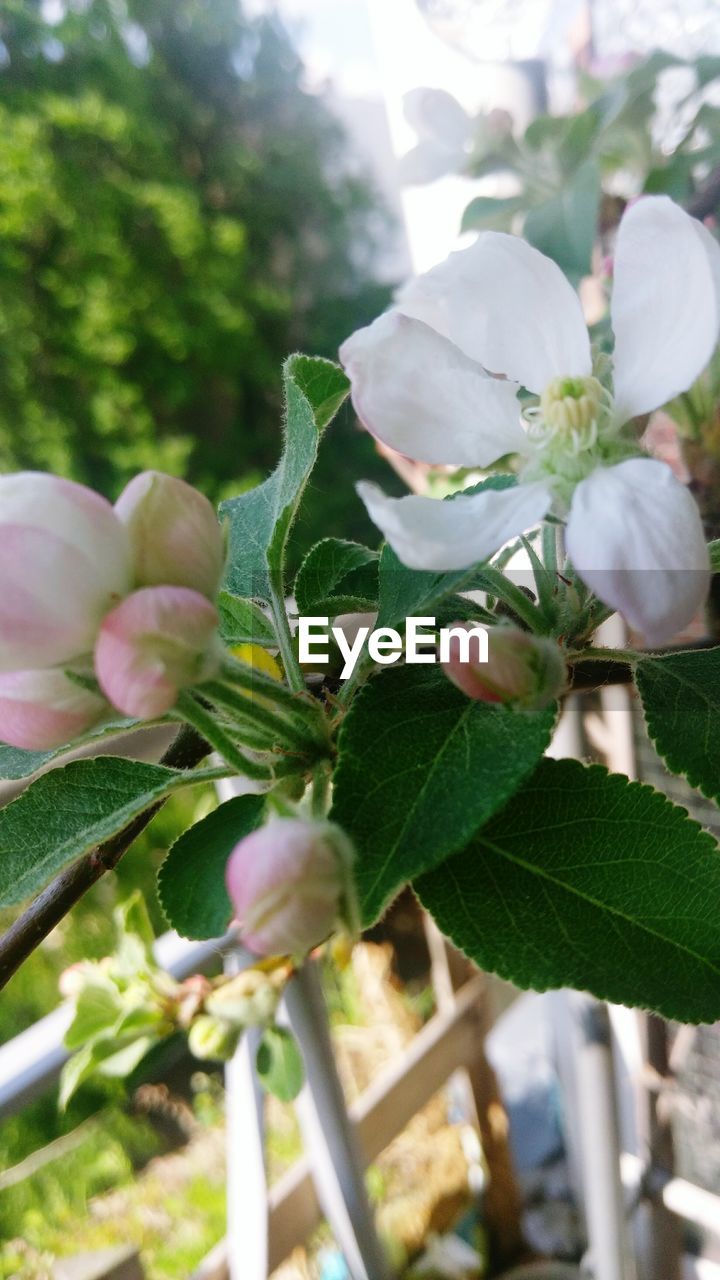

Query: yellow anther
left=540, top=375, right=605, bottom=440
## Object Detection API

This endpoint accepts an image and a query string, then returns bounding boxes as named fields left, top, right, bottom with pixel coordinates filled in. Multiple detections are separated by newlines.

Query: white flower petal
left=396, top=232, right=591, bottom=392
left=566, top=457, right=710, bottom=644
left=357, top=479, right=553, bottom=571
left=340, top=312, right=528, bottom=467
left=611, top=196, right=720, bottom=422
left=403, top=88, right=472, bottom=150
left=398, top=139, right=464, bottom=185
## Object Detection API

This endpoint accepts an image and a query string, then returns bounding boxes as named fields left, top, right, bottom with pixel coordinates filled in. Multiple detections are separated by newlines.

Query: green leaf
left=696, top=55, right=720, bottom=88
left=557, top=106, right=604, bottom=171
left=113, top=891, right=157, bottom=974
left=220, top=355, right=349, bottom=602
left=524, top=159, right=601, bottom=280
left=0, top=757, right=218, bottom=907
left=295, top=538, right=379, bottom=616
left=98, top=1036, right=158, bottom=1079
left=64, top=980, right=124, bottom=1051
left=635, top=648, right=720, bottom=804
left=524, top=114, right=571, bottom=151
left=331, top=665, right=556, bottom=925
left=376, top=476, right=517, bottom=629
left=376, top=545, right=471, bottom=631
left=461, top=195, right=525, bottom=234
left=158, top=794, right=266, bottom=939
left=60, top=1034, right=156, bottom=1109
left=218, top=592, right=276, bottom=648
left=417, top=758, right=720, bottom=1023
left=643, top=154, right=698, bottom=201
left=0, top=714, right=140, bottom=781
left=256, top=1026, right=304, bottom=1102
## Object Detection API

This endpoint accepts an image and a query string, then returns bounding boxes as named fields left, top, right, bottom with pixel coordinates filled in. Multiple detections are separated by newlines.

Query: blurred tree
left=0, top=0, right=393, bottom=536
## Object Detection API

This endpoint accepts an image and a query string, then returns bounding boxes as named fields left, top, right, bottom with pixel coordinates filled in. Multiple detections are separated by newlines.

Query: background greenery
left=0, top=0, right=396, bottom=1259
left=0, top=0, right=397, bottom=557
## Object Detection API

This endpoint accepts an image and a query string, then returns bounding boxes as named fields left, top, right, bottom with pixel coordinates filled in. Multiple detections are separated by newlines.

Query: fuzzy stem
left=269, top=583, right=306, bottom=693
left=175, top=693, right=272, bottom=780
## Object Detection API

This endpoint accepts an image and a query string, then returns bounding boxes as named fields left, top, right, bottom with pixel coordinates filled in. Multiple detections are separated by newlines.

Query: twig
left=0, top=725, right=208, bottom=992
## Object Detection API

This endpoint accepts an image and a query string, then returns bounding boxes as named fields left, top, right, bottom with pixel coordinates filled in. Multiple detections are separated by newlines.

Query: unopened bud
left=59, top=960, right=96, bottom=999
left=485, top=107, right=513, bottom=136
left=188, top=1015, right=241, bottom=1062
left=225, top=819, right=353, bottom=959
left=442, top=624, right=565, bottom=711
left=0, top=666, right=106, bottom=750
left=0, top=472, right=131, bottom=672
left=115, top=471, right=225, bottom=601
left=176, top=974, right=213, bottom=1028
left=205, top=968, right=281, bottom=1028
left=94, top=585, right=220, bottom=718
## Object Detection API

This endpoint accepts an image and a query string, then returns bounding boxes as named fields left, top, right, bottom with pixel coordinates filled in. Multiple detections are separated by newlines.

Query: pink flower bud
left=0, top=667, right=107, bottom=750
left=0, top=473, right=131, bottom=672
left=94, top=586, right=220, bottom=719
left=114, top=471, right=225, bottom=600
left=442, top=624, right=565, bottom=711
left=225, top=819, right=352, bottom=958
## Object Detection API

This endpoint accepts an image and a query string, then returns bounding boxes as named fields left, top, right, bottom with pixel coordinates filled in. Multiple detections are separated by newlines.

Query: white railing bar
left=621, top=1153, right=720, bottom=1241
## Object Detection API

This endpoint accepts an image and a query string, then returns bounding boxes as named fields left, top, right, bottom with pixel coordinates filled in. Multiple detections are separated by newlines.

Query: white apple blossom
left=399, top=88, right=473, bottom=185
left=340, top=197, right=720, bottom=643
left=398, top=88, right=513, bottom=186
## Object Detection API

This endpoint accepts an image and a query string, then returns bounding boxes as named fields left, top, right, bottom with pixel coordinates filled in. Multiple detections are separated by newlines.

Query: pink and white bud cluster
left=0, top=470, right=225, bottom=749
left=442, top=623, right=566, bottom=711
left=225, top=818, right=354, bottom=959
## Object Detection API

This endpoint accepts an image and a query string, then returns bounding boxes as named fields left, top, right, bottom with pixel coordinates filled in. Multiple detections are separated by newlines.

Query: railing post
left=283, top=963, right=393, bottom=1280
left=574, top=997, right=636, bottom=1280
left=224, top=950, right=269, bottom=1280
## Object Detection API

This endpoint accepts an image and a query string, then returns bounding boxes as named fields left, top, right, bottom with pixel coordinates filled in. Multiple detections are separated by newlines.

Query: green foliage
left=523, top=159, right=601, bottom=280
left=0, top=757, right=222, bottom=906
left=295, top=538, right=379, bottom=616
left=220, top=355, right=349, bottom=602
left=417, top=758, right=720, bottom=1023
left=331, top=665, right=556, bottom=925
left=462, top=51, right=720, bottom=278
left=376, top=545, right=473, bottom=631
left=217, top=593, right=276, bottom=648
left=59, top=893, right=173, bottom=1107
left=0, top=715, right=138, bottom=780
left=0, top=1104, right=167, bottom=1253
left=158, top=794, right=265, bottom=939
left=635, top=648, right=720, bottom=803
left=256, top=1026, right=304, bottom=1102
left=0, top=0, right=389, bottom=522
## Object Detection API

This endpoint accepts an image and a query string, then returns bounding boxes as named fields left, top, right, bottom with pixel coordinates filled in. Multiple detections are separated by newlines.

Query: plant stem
left=175, top=693, right=272, bottom=780
left=567, top=646, right=639, bottom=665
left=204, top=680, right=325, bottom=755
left=269, top=582, right=305, bottom=693
left=220, top=655, right=315, bottom=716
left=477, top=567, right=546, bottom=632
left=335, top=652, right=374, bottom=706
left=310, top=763, right=332, bottom=818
